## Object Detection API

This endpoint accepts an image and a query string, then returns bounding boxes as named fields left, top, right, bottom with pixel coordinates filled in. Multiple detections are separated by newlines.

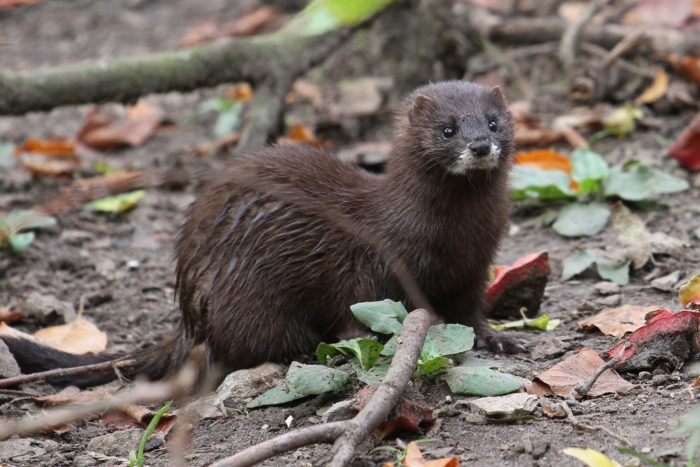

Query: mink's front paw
left=475, top=330, right=524, bottom=354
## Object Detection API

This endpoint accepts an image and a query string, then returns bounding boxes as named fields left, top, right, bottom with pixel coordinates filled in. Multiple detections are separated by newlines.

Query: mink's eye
left=442, top=126, right=455, bottom=138
left=488, top=119, right=498, bottom=132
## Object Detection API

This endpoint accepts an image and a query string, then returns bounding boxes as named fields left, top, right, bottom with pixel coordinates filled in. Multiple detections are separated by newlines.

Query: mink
left=1, top=80, right=519, bottom=386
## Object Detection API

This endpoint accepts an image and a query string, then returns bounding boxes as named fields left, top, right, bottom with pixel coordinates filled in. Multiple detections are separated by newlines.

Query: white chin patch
left=449, top=142, right=501, bottom=174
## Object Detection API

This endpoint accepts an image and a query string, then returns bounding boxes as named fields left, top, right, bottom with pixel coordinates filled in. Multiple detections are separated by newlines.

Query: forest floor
left=1, top=1, right=699, bottom=466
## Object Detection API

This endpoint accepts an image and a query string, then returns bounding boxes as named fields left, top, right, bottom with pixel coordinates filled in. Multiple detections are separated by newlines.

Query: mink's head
left=396, top=81, right=514, bottom=176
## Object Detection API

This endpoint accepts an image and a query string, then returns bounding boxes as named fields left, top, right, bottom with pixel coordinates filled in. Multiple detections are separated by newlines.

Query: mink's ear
left=409, top=94, right=439, bottom=125
left=488, top=86, right=507, bottom=108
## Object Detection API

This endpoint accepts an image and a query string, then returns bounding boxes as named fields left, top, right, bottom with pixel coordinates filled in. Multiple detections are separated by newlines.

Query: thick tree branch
left=0, top=30, right=348, bottom=116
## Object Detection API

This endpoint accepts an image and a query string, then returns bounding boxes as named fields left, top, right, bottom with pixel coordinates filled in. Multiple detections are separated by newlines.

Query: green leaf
left=354, top=361, right=390, bottom=385
left=350, top=299, right=407, bottom=335
left=8, top=232, right=35, bottom=251
left=444, top=366, right=523, bottom=396
left=0, top=140, right=15, bottom=168
left=490, top=313, right=560, bottom=331
left=316, top=337, right=383, bottom=370
left=416, top=356, right=453, bottom=375
left=421, top=324, right=474, bottom=360
left=246, top=385, right=305, bottom=408
left=285, top=362, right=349, bottom=395
left=552, top=202, right=610, bottom=237
left=510, top=166, right=575, bottom=200
left=282, top=0, right=395, bottom=36
left=214, top=103, right=243, bottom=137
left=561, top=249, right=630, bottom=285
left=87, top=190, right=145, bottom=214
left=561, top=249, right=598, bottom=281
left=604, top=163, right=689, bottom=201
left=596, top=257, right=630, bottom=286
left=570, top=147, right=609, bottom=194
left=380, top=335, right=398, bottom=357
left=247, top=362, right=349, bottom=408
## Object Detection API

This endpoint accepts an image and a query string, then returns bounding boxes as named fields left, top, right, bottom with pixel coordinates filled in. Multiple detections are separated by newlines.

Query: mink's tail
left=0, top=331, right=192, bottom=387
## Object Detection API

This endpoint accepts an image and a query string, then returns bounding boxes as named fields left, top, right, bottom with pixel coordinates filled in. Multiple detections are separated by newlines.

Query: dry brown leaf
left=667, top=54, right=700, bottom=86
left=226, top=82, right=254, bottom=101
left=33, top=315, right=107, bottom=355
left=402, top=442, right=460, bottom=467
left=622, top=0, right=696, bottom=27
left=0, top=321, right=37, bottom=340
left=34, top=387, right=118, bottom=406
left=533, top=347, right=634, bottom=398
left=0, top=306, right=23, bottom=323
left=77, top=101, right=163, bottom=149
left=0, top=0, right=46, bottom=7
left=179, top=18, right=219, bottom=47
left=14, top=138, right=80, bottom=176
left=635, top=69, right=670, bottom=105
left=579, top=305, right=661, bottom=337
left=278, top=124, right=330, bottom=149
left=219, top=6, right=280, bottom=37
left=286, top=80, right=324, bottom=108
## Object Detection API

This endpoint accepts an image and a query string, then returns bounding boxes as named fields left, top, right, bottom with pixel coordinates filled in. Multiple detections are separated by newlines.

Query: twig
left=0, top=358, right=134, bottom=389
left=0, top=379, right=177, bottom=440
left=575, top=346, right=626, bottom=398
left=561, top=401, right=631, bottom=446
left=559, top=0, right=611, bottom=68
left=209, top=308, right=437, bottom=467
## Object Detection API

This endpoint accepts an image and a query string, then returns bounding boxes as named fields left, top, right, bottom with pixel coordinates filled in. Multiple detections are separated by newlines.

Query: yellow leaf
left=679, top=274, right=700, bottom=308
left=635, top=68, right=670, bottom=105
left=33, top=316, right=107, bottom=355
left=562, top=447, right=623, bottom=467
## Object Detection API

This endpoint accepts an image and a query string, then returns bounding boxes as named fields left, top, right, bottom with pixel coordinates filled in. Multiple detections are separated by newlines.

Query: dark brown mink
left=0, top=80, right=518, bottom=386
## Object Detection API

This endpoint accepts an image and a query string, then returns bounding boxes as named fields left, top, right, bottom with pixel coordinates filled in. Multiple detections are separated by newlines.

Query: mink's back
left=175, top=144, right=397, bottom=371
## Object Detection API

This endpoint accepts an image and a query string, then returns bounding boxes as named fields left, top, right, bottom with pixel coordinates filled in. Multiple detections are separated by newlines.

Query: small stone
left=87, top=428, right=143, bottom=457
left=321, top=399, right=356, bottom=423
left=638, top=371, right=653, bottom=381
left=58, top=229, right=94, bottom=245
left=594, top=281, right=620, bottom=295
left=22, top=291, right=75, bottom=324
left=596, top=294, right=622, bottom=307
left=0, top=338, right=21, bottom=378
left=467, top=393, right=538, bottom=421
left=126, top=259, right=140, bottom=270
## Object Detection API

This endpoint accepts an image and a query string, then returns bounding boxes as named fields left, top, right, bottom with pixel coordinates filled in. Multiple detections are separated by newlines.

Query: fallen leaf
left=402, top=442, right=459, bottom=467
left=117, top=404, right=178, bottom=435
left=668, top=112, right=700, bottom=171
left=179, top=18, right=219, bottom=47
left=0, top=306, right=23, bottom=323
left=510, top=103, right=561, bottom=147
left=278, top=123, right=330, bottom=149
left=34, top=387, right=118, bottom=406
left=87, top=190, right=145, bottom=214
left=562, top=447, right=622, bottom=467
left=0, top=0, right=46, bottom=8
left=226, top=82, right=254, bottom=101
left=515, top=150, right=572, bottom=176
left=622, top=0, right=696, bottom=28
left=77, top=101, right=163, bottom=149
left=606, top=309, right=700, bottom=372
left=15, top=138, right=80, bottom=176
left=552, top=202, right=610, bottom=237
left=486, top=251, right=550, bottom=319
left=667, top=54, right=700, bottom=86
left=533, top=347, right=634, bottom=398
left=579, top=305, right=661, bottom=337
left=353, top=386, right=435, bottom=439
left=219, top=6, right=280, bottom=37
left=635, top=68, right=670, bottom=105
left=444, top=366, right=524, bottom=396
left=33, top=315, right=107, bottom=355
left=679, top=274, right=700, bottom=308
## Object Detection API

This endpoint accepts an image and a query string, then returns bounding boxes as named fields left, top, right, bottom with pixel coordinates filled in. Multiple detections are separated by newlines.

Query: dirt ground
left=1, top=1, right=699, bottom=466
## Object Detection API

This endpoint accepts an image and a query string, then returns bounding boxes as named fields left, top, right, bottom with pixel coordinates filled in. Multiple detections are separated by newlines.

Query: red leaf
left=485, top=252, right=550, bottom=319
left=605, top=309, right=700, bottom=371
left=668, top=112, right=700, bottom=171
left=353, top=385, right=435, bottom=439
